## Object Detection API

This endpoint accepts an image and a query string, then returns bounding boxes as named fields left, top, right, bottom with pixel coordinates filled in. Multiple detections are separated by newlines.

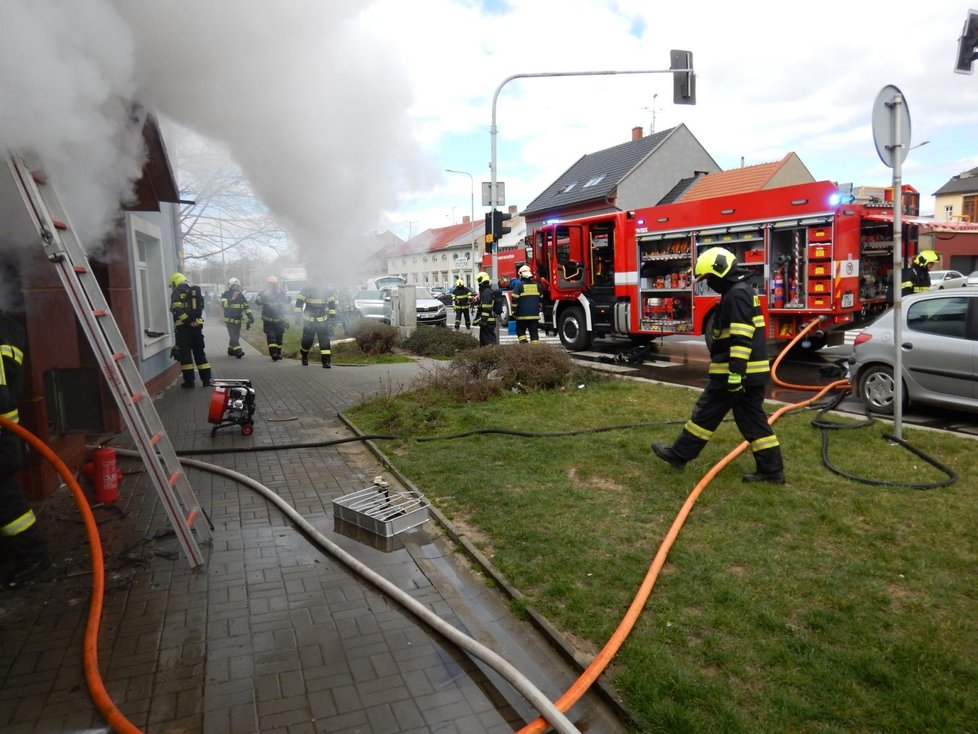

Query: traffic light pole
left=488, top=57, right=694, bottom=284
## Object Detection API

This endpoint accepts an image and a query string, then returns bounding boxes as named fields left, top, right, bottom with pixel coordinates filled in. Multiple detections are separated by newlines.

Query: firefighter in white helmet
left=651, top=247, right=785, bottom=483
left=220, top=277, right=254, bottom=359
left=511, top=265, right=541, bottom=344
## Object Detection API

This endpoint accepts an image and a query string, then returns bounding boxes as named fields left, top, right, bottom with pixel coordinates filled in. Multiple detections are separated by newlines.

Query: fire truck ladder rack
left=5, top=150, right=211, bottom=568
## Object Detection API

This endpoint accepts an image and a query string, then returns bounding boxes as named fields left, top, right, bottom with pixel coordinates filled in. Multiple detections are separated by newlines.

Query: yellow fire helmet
left=693, top=247, right=737, bottom=281
left=476, top=271, right=491, bottom=284
left=168, top=272, right=186, bottom=288
left=914, top=249, right=939, bottom=267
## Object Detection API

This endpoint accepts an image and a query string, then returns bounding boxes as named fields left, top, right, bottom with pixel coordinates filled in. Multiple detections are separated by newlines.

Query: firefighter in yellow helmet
left=450, top=278, right=473, bottom=331
left=472, top=272, right=498, bottom=347
left=651, top=247, right=785, bottom=483
left=902, top=249, right=939, bottom=296
left=169, top=272, right=212, bottom=388
left=0, top=309, right=50, bottom=587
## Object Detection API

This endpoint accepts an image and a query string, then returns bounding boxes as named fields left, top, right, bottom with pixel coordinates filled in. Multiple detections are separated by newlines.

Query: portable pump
left=207, top=379, right=256, bottom=436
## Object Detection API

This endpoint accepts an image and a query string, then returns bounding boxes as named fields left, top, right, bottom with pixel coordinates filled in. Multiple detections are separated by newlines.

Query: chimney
left=631, top=126, right=644, bottom=141
left=508, top=205, right=518, bottom=215
left=462, top=215, right=470, bottom=223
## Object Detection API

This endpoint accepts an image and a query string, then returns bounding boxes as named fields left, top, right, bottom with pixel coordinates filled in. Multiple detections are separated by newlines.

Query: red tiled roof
left=680, top=153, right=794, bottom=202
left=396, top=220, right=481, bottom=255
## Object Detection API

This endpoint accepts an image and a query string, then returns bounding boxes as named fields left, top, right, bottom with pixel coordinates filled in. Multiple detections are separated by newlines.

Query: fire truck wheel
left=702, top=311, right=717, bottom=352
left=558, top=306, right=592, bottom=351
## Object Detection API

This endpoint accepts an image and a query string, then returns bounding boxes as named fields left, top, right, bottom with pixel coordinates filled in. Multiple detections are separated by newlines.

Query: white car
left=966, top=270, right=978, bottom=287
left=928, top=270, right=968, bottom=289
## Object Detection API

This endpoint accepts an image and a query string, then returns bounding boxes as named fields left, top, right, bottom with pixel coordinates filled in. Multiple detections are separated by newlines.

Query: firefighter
left=169, top=272, right=212, bottom=388
left=450, top=279, right=473, bottom=330
left=472, top=272, right=498, bottom=347
left=0, top=310, right=50, bottom=587
left=254, top=275, right=291, bottom=361
left=651, top=247, right=785, bottom=484
left=295, top=283, right=338, bottom=367
left=510, top=265, right=541, bottom=344
left=220, top=277, right=253, bottom=359
left=901, top=249, right=939, bottom=296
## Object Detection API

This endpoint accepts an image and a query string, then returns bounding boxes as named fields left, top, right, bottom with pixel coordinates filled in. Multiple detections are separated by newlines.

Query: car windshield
left=355, top=290, right=382, bottom=301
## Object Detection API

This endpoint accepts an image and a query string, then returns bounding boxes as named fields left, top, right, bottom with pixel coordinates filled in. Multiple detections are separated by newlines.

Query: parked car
left=848, top=290, right=978, bottom=415
left=351, top=289, right=390, bottom=323
left=967, top=270, right=978, bottom=287
left=408, top=286, right=448, bottom=326
left=928, top=270, right=968, bottom=289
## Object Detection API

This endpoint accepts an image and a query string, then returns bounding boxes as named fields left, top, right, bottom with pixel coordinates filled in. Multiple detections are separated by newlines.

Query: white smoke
left=0, top=0, right=436, bottom=284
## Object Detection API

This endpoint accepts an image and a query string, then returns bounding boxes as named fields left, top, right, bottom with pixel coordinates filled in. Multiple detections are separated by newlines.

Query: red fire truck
left=525, top=179, right=975, bottom=352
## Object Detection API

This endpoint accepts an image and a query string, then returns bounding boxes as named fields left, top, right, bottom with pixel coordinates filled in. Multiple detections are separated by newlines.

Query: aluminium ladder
left=6, top=150, right=211, bottom=568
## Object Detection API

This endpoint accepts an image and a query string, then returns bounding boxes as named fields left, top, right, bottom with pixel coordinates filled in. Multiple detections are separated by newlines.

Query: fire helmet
left=168, top=272, right=186, bottom=288
left=476, top=271, right=491, bottom=284
left=228, top=277, right=241, bottom=288
left=914, top=249, right=938, bottom=267
left=518, top=265, right=532, bottom=277
left=694, top=247, right=737, bottom=281
left=455, top=279, right=464, bottom=287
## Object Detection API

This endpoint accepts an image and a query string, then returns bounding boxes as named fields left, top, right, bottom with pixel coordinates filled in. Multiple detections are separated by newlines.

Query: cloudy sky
left=2, top=0, right=978, bottom=272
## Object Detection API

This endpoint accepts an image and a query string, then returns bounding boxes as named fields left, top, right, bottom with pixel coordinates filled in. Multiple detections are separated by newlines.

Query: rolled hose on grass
left=0, top=415, right=143, bottom=734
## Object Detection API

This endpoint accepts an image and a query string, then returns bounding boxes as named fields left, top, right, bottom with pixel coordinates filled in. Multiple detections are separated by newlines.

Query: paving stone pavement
left=0, top=321, right=629, bottom=734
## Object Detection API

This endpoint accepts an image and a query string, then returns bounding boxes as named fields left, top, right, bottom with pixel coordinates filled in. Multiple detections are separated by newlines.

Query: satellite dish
left=872, top=84, right=911, bottom=169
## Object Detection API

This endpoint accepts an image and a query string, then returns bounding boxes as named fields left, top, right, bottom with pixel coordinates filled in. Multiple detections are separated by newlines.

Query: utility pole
left=445, top=169, right=477, bottom=285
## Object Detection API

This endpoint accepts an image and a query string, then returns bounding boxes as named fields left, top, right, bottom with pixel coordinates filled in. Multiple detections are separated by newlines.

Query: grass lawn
left=240, top=320, right=412, bottom=364
left=346, top=376, right=978, bottom=733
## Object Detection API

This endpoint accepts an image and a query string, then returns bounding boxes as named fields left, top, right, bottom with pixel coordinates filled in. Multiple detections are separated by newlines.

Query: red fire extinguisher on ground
left=92, top=446, right=121, bottom=504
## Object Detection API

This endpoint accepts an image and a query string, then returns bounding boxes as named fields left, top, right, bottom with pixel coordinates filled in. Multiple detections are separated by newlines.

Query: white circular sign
left=872, top=84, right=911, bottom=169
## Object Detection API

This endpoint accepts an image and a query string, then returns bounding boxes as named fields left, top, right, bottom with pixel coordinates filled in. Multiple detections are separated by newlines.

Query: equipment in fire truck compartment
left=639, top=235, right=694, bottom=332
left=207, top=379, right=257, bottom=436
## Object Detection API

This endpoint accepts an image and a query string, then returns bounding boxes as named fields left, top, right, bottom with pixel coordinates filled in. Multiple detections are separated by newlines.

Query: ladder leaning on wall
left=5, top=150, right=211, bottom=568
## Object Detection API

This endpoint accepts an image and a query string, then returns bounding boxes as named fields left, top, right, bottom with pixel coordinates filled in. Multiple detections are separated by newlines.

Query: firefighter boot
left=4, top=525, right=50, bottom=588
left=321, top=354, right=331, bottom=369
left=300, top=350, right=309, bottom=366
left=651, top=443, right=687, bottom=470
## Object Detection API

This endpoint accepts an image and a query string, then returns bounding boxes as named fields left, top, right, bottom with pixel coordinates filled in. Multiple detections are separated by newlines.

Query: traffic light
left=484, top=210, right=511, bottom=253
left=954, top=10, right=978, bottom=74
left=670, top=49, right=696, bottom=105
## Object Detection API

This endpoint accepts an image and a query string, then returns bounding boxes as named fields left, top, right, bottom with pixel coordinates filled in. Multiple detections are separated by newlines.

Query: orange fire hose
left=518, top=318, right=847, bottom=733
left=0, top=415, right=142, bottom=734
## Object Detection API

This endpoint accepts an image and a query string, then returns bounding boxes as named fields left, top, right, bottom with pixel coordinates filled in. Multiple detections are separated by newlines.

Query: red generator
left=208, top=379, right=256, bottom=436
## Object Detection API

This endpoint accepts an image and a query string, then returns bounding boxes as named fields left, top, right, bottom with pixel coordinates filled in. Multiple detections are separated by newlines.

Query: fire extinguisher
left=772, top=269, right=785, bottom=309
left=92, top=446, right=120, bottom=504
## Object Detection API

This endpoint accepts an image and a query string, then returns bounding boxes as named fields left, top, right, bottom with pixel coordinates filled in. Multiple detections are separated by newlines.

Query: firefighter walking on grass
left=169, top=273, right=212, bottom=388
left=651, top=247, right=785, bottom=484
left=472, top=272, right=498, bottom=347
left=450, top=279, right=473, bottom=330
left=510, top=265, right=541, bottom=344
left=0, top=310, right=50, bottom=588
left=295, top=283, right=338, bottom=368
left=220, top=277, right=253, bottom=359
left=254, top=275, right=291, bottom=361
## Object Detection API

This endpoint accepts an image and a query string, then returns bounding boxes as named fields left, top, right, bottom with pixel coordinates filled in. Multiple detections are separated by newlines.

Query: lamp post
left=489, top=61, right=692, bottom=283
left=445, top=168, right=476, bottom=285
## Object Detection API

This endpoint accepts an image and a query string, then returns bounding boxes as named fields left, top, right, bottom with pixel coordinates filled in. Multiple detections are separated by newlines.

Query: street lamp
left=445, top=168, right=476, bottom=284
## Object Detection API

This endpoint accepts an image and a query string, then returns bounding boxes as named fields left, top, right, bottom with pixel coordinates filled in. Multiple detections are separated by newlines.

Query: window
left=907, top=296, right=968, bottom=339
left=583, top=175, right=606, bottom=188
left=944, top=204, right=954, bottom=221
left=130, top=215, right=170, bottom=359
left=963, top=195, right=978, bottom=223
left=557, top=181, right=578, bottom=194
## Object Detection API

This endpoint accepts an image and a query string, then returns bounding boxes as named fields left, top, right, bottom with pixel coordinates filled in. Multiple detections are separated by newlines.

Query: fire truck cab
left=532, top=180, right=933, bottom=352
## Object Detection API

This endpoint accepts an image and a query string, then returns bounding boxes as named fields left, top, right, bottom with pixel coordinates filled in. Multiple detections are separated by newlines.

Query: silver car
left=928, top=270, right=968, bottom=289
left=849, top=290, right=978, bottom=414
left=351, top=289, right=390, bottom=323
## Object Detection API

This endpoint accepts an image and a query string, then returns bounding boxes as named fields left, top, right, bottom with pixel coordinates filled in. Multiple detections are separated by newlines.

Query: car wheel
left=558, top=306, right=592, bottom=351
left=858, top=364, right=906, bottom=415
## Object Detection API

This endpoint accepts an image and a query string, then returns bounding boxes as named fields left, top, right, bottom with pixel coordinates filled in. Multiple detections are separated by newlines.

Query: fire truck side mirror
left=954, top=10, right=978, bottom=74
left=670, top=49, right=696, bottom=105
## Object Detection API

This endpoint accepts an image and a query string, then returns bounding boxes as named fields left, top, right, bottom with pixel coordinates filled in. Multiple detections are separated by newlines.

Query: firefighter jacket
left=0, top=313, right=25, bottom=426
left=473, top=284, right=498, bottom=325
left=450, top=285, right=473, bottom=310
left=255, top=286, right=291, bottom=321
left=295, top=286, right=337, bottom=322
left=510, top=277, right=540, bottom=320
left=171, top=282, right=204, bottom=327
left=900, top=264, right=931, bottom=296
left=221, top=289, right=253, bottom=324
left=706, top=278, right=770, bottom=385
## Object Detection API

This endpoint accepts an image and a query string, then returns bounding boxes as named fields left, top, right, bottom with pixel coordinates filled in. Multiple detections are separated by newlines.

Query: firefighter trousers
left=0, top=432, right=47, bottom=575
left=516, top=319, right=539, bottom=343
left=454, top=307, right=471, bottom=329
left=668, top=381, right=783, bottom=475
left=176, top=325, right=212, bottom=386
left=263, top=318, right=286, bottom=360
left=225, top=320, right=244, bottom=358
left=300, top=318, right=332, bottom=367
left=478, top=320, right=496, bottom=347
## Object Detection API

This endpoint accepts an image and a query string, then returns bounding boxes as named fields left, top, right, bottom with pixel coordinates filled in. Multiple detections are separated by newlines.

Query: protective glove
left=246, top=319, right=253, bottom=330
left=727, top=372, right=745, bottom=394
left=170, top=344, right=180, bottom=361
